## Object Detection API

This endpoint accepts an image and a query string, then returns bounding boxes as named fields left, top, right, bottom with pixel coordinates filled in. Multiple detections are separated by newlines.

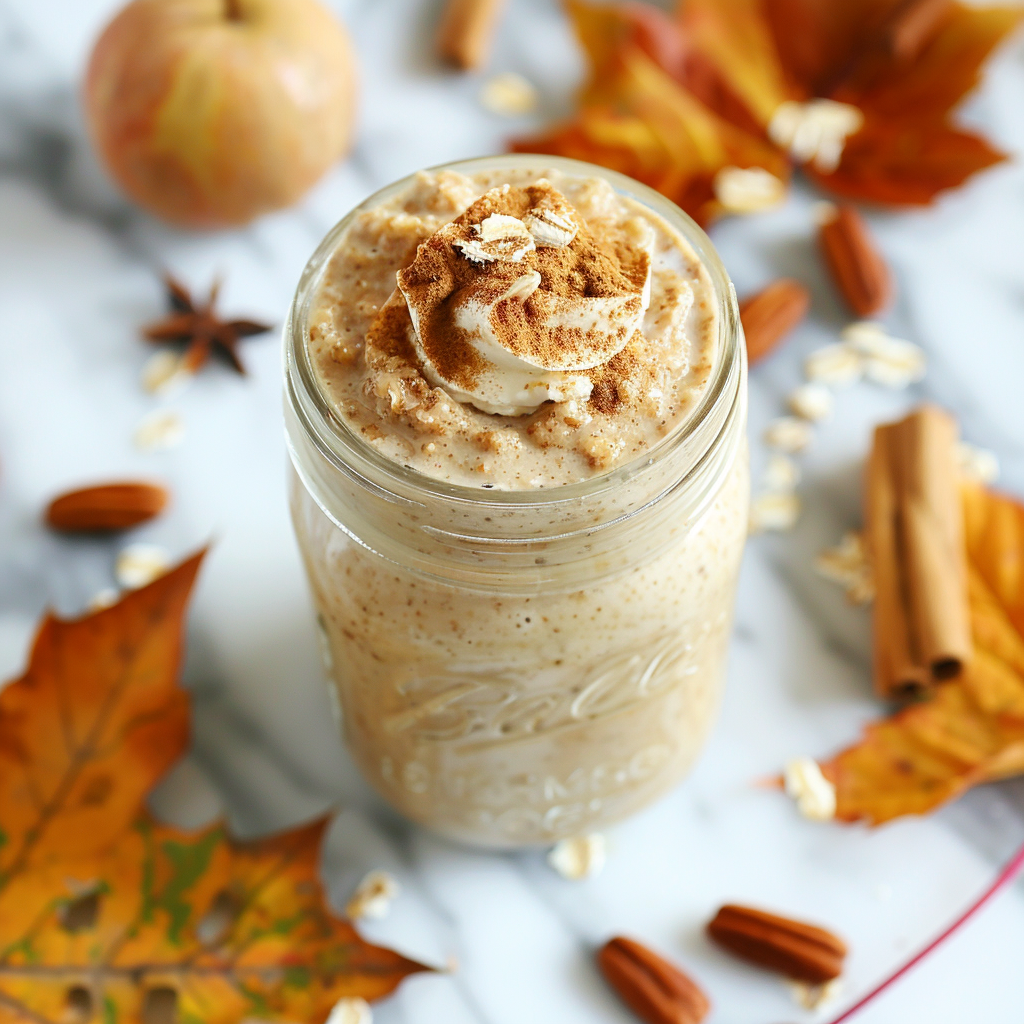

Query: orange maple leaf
left=513, top=0, right=788, bottom=225
left=755, top=0, right=1023, bottom=203
left=0, top=553, right=202, bottom=884
left=0, top=554, right=429, bottom=1023
left=515, top=0, right=1022, bottom=220
left=821, top=484, right=1024, bottom=825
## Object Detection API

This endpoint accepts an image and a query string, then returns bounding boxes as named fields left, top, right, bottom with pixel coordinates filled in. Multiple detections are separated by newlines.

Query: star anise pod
left=142, top=274, right=272, bottom=375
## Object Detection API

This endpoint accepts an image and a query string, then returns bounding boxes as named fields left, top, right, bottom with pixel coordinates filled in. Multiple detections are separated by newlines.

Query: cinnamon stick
left=437, top=0, right=508, bottom=70
left=867, top=427, right=927, bottom=697
left=866, top=405, right=972, bottom=698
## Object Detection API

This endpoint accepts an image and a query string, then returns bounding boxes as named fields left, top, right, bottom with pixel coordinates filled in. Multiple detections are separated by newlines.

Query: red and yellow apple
left=84, top=0, right=356, bottom=228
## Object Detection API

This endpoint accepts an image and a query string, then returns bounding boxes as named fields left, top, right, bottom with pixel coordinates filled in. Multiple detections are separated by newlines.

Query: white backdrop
left=1, top=1, right=1024, bottom=1021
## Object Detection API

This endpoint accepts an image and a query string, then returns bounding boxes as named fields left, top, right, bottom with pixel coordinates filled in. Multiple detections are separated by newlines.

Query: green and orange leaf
left=0, top=817, right=428, bottom=1024
left=0, top=554, right=430, bottom=1023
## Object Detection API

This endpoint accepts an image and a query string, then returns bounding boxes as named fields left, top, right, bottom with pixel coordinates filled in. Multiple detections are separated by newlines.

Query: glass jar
left=284, top=155, right=748, bottom=848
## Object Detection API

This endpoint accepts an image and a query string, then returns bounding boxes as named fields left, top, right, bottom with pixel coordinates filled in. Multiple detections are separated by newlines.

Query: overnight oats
left=284, top=155, right=748, bottom=848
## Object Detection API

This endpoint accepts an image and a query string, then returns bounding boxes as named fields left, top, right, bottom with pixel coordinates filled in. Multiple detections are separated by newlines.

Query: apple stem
left=224, top=0, right=243, bottom=21
left=823, top=834, right=1024, bottom=1024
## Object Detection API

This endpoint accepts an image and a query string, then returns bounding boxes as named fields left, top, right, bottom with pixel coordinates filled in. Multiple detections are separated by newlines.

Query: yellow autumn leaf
left=823, top=485, right=1024, bottom=824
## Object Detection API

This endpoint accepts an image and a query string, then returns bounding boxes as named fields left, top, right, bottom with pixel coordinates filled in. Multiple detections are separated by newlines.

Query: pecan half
left=707, top=904, right=846, bottom=984
left=818, top=204, right=893, bottom=317
left=46, top=482, right=169, bottom=532
left=598, top=936, right=710, bottom=1024
left=739, top=279, right=810, bottom=364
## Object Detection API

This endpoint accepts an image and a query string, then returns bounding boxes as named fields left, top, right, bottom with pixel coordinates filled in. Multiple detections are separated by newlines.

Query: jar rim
left=285, top=153, right=741, bottom=511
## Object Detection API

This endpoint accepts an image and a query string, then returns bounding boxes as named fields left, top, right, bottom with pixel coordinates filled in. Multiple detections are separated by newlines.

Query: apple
left=84, top=0, right=356, bottom=228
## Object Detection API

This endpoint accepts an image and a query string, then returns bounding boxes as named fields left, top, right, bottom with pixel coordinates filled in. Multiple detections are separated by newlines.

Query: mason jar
left=284, top=155, right=748, bottom=848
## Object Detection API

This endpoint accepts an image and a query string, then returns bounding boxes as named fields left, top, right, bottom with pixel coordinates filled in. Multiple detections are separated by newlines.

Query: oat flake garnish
left=768, top=99, right=864, bottom=173
left=115, top=543, right=171, bottom=590
left=764, top=416, right=814, bottom=453
left=841, top=322, right=926, bottom=389
left=805, top=342, right=864, bottom=388
left=788, top=382, right=834, bottom=422
left=761, top=454, right=801, bottom=493
left=87, top=588, right=119, bottom=612
left=713, top=166, right=785, bottom=214
left=134, top=410, right=185, bottom=452
left=815, top=531, right=875, bottom=605
left=750, top=492, right=801, bottom=534
left=479, top=72, right=539, bottom=117
left=784, top=757, right=836, bottom=822
left=548, top=834, right=606, bottom=880
left=141, top=350, right=191, bottom=396
left=325, top=997, right=372, bottom=1024
left=454, top=214, right=536, bottom=264
left=956, top=441, right=1000, bottom=485
left=344, top=869, right=400, bottom=921
left=788, top=977, right=844, bottom=1012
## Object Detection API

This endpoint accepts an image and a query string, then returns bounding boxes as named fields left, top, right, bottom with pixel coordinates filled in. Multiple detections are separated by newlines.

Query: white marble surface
left=2, top=1, right=1024, bottom=1021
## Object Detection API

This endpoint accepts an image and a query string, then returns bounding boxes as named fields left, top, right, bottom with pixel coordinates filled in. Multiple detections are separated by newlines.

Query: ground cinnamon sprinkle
left=364, top=296, right=417, bottom=363
left=587, top=341, right=643, bottom=414
left=393, top=181, right=650, bottom=401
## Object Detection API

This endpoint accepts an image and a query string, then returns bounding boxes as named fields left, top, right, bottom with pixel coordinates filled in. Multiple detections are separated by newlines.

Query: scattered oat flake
left=805, top=342, right=863, bottom=388
left=788, top=382, right=833, bottom=422
left=345, top=870, right=400, bottom=921
left=325, top=997, right=372, bottom=1024
left=764, top=416, right=813, bottom=453
left=548, top=834, right=606, bottom=880
left=87, top=588, right=120, bottom=612
left=480, top=72, right=538, bottom=116
left=840, top=321, right=888, bottom=351
left=761, top=454, right=801, bottom=493
left=815, top=532, right=875, bottom=605
left=842, top=322, right=926, bottom=389
left=134, top=410, right=184, bottom=452
left=956, top=441, right=1000, bottom=485
left=142, top=350, right=191, bottom=396
left=788, top=977, right=844, bottom=1012
left=750, top=492, right=801, bottom=533
left=713, top=166, right=785, bottom=214
left=811, top=200, right=840, bottom=226
left=846, top=575, right=875, bottom=606
left=863, top=350, right=926, bottom=389
left=115, top=543, right=171, bottom=590
left=0, top=549, right=430, bottom=1021
left=784, top=757, right=836, bottom=821
left=768, top=99, right=864, bottom=173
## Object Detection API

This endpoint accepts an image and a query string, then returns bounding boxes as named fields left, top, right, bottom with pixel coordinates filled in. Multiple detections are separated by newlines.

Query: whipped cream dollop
left=392, top=181, right=653, bottom=415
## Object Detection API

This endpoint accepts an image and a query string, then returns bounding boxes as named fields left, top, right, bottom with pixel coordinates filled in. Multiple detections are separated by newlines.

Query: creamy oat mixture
left=307, top=168, right=717, bottom=487
left=289, top=165, right=748, bottom=846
